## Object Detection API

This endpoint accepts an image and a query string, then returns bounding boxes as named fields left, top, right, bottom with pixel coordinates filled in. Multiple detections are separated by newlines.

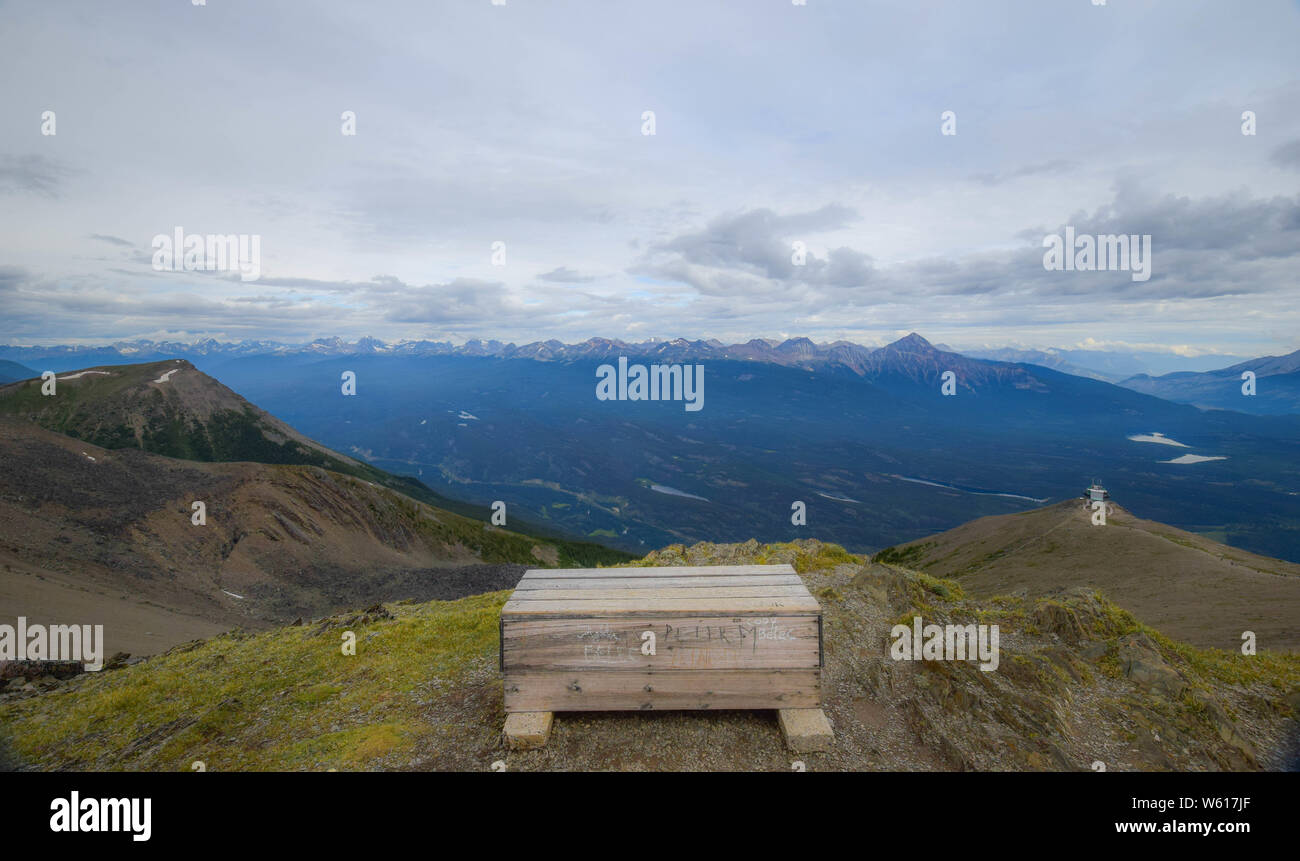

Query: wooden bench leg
left=778, top=708, right=834, bottom=753
left=504, top=711, right=554, bottom=750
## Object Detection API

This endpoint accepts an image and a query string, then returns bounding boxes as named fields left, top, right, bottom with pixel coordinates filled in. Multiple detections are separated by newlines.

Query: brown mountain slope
left=0, top=359, right=353, bottom=463
left=0, top=360, right=629, bottom=655
left=875, top=499, right=1300, bottom=652
left=0, top=360, right=633, bottom=563
left=0, top=418, right=573, bottom=654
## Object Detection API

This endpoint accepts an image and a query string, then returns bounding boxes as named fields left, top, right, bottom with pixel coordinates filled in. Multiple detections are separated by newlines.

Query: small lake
left=649, top=484, right=709, bottom=502
left=888, top=474, right=1047, bottom=504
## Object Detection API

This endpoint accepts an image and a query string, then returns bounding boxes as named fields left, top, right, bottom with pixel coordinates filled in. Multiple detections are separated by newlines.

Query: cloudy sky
left=1, top=0, right=1298, bottom=356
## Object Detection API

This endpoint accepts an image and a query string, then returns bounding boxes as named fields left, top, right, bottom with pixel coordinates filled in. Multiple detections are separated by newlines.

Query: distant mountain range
left=0, top=360, right=35, bottom=383
left=0, top=334, right=1259, bottom=382
left=1119, top=351, right=1300, bottom=415
left=9, top=334, right=1285, bottom=414
left=960, top=346, right=1252, bottom=382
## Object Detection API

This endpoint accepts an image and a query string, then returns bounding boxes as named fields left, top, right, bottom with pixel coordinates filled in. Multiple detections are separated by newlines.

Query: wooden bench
left=499, top=564, right=832, bottom=752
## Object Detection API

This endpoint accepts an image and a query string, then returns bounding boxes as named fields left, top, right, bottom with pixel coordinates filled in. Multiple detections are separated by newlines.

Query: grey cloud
left=9, top=183, right=1297, bottom=348
left=1035, top=185, right=1300, bottom=260
left=229, top=296, right=299, bottom=308
left=0, top=154, right=72, bottom=198
left=637, top=187, right=1300, bottom=307
left=0, top=265, right=31, bottom=292
left=107, top=267, right=163, bottom=278
left=639, top=205, right=871, bottom=296
left=88, top=234, right=134, bottom=248
left=243, top=275, right=411, bottom=295
left=383, top=279, right=519, bottom=324
left=538, top=266, right=595, bottom=284
left=1271, top=139, right=1300, bottom=170
left=968, top=160, right=1075, bottom=186
left=875, top=184, right=1300, bottom=306
left=243, top=275, right=363, bottom=291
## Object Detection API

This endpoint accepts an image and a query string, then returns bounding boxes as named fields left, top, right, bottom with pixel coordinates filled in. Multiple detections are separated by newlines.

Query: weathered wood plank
left=519, top=564, right=797, bottom=580
left=503, top=668, right=821, bottom=712
left=501, top=596, right=821, bottom=615
left=514, top=575, right=804, bottom=591
left=502, top=615, right=820, bottom=670
left=509, top=585, right=812, bottom=602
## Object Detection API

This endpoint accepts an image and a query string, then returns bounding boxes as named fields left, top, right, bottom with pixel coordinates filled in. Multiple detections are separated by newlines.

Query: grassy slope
left=4, top=592, right=508, bottom=771
left=871, top=501, right=1300, bottom=651
left=4, top=540, right=1297, bottom=771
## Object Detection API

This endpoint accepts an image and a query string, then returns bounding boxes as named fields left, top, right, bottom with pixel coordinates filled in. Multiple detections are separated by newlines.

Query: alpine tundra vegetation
left=3, top=540, right=1295, bottom=772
